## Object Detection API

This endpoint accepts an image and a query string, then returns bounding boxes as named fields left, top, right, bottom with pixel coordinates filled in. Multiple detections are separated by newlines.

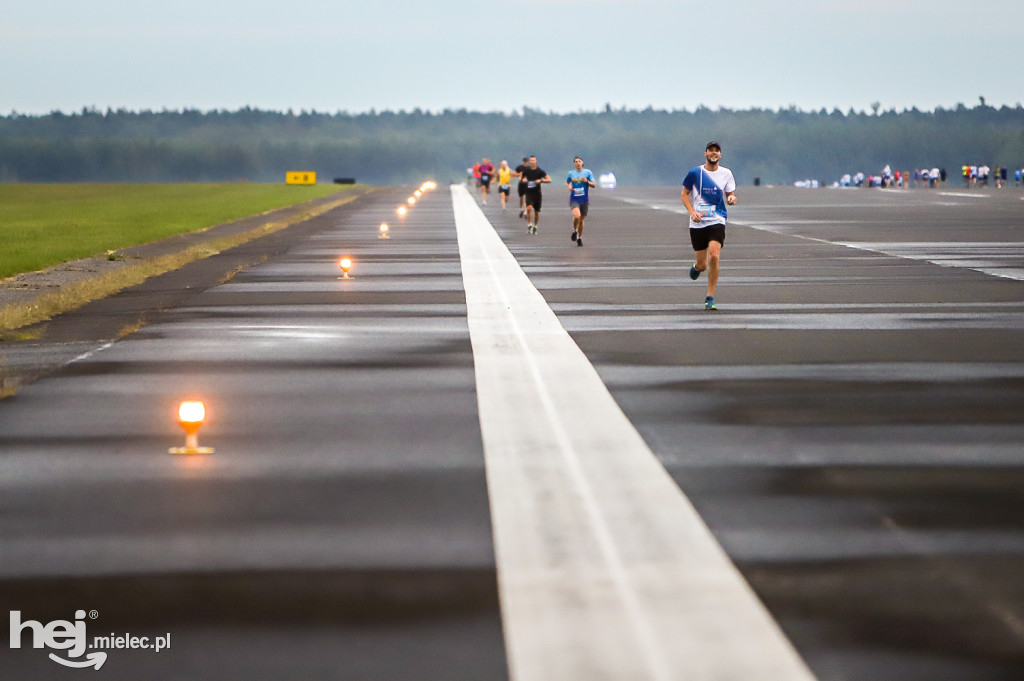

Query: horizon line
left=5, top=101, right=1024, bottom=119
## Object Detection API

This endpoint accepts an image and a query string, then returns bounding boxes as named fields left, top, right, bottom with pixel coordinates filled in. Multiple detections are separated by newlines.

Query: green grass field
left=0, top=183, right=355, bottom=280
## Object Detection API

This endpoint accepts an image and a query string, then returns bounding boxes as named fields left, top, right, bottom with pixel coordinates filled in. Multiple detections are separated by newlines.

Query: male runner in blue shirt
left=566, top=156, right=596, bottom=247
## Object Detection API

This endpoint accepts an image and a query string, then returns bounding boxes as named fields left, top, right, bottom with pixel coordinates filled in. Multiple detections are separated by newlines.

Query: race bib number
left=527, top=181, right=537, bottom=189
left=572, top=186, right=586, bottom=197
left=695, top=201, right=718, bottom=219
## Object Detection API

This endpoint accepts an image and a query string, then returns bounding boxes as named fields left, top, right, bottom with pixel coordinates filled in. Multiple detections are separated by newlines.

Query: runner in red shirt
left=478, top=158, right=495, bottom=205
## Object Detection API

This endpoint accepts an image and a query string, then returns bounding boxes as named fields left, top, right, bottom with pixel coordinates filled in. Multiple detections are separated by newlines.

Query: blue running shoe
left=689, top=263, right=702, bottom=280
left=704, top=296, right=717, bottom=311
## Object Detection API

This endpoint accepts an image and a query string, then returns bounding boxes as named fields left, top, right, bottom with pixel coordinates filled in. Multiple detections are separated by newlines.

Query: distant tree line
left=1, top=103, right=1022, bottom=186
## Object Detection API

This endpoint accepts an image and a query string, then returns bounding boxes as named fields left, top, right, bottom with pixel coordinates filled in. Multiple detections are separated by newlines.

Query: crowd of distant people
left=835, top=163, right=1024, bottom=189
left=960, top=164, right=1024, bottom=189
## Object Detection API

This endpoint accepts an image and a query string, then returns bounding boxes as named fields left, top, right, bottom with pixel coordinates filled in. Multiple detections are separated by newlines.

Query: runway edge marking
left=731, top=219, right=1024, bottom=282
left=451, top=184, right=817, bottom=681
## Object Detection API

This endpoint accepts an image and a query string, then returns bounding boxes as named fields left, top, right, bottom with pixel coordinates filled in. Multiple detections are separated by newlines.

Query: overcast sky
left=2, top=0, right=1021, bottom=116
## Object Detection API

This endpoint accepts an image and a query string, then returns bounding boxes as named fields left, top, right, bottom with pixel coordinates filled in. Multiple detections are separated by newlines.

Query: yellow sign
left=286, top=171, right=316, bottom=185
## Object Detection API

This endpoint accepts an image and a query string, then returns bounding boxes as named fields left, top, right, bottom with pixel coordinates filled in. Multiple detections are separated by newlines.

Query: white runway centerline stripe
left=451, top=185, right=816, bottom=681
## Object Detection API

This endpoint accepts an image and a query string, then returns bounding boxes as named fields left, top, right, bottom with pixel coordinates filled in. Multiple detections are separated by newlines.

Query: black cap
left=705, top=141, right=722, bottom=151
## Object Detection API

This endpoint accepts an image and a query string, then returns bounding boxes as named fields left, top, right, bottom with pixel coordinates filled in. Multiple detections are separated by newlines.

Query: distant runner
left=566, top=156, right=596, bottom=247
left=680, top=141, right=737, bottom=311
left=479, top=157, right=494, bottom=205
left=521, top=155, right=551, bottom=234
left=514, top=156, right=530, bottom=218
left=497, top=160, right=512, bottom=211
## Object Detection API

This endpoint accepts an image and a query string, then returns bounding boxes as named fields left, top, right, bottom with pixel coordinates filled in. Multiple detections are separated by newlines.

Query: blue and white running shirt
left=682, top=165, right=736, bottom=229
left=566, top=169, right=595, bottom=203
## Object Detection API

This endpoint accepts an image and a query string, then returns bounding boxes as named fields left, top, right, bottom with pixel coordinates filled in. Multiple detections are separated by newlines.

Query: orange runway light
left=379, top=222, right=390, bottom=239
left=338, top=257, right=354, bottom=279
left=414, top=190, right=422, bottom=198
left=169, top=400, right=215, bottom=455
left=397, top=206, right=407, bottom=216
left=407, top=197, right=416, bottom=205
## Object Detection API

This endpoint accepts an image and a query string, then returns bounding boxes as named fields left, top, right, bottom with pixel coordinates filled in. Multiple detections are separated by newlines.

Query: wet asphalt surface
left=1, top=188, right=505, bottom=680
left=2, top=183, right=1024, bottom=679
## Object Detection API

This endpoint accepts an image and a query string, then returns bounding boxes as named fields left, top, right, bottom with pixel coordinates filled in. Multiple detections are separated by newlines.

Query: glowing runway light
left=169, top=400, right=215, bottom=455
left=379, top=222, right=390, bottom=239
left=407, top=197, right=416, bottom=205
left=179, top=400, right=205, bottom=422
left=339, top=257, right=354, bottom=279
left=397, top=206, right=407, bottom=216
left=414, top=190, right=422, bottom=198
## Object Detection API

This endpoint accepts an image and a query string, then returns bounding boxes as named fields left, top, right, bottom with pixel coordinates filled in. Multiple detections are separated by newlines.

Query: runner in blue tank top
left=566, top=156, right=596, bottom=247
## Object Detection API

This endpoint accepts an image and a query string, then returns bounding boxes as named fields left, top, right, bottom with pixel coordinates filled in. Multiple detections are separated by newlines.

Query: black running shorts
left=525, top=191, right=542, bottom=211
left=569, top=199, right=589, bottom=217
left=689, top=224, right=726, bottom=251
left=517, top=182, right=527, bottom=197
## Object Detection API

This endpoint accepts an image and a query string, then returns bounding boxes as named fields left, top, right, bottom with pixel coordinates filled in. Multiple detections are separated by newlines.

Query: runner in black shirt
left=514, top=156, right=529, bottom=219
left=520, top=155, right=551, bottom=234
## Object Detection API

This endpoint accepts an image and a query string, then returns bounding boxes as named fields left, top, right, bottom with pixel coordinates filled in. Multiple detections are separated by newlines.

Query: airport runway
left=2, top=183, right=1022, bottom=680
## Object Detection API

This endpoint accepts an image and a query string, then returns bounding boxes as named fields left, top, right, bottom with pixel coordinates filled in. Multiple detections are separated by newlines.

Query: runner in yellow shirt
left=496, top=160, right=513, bottom=212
